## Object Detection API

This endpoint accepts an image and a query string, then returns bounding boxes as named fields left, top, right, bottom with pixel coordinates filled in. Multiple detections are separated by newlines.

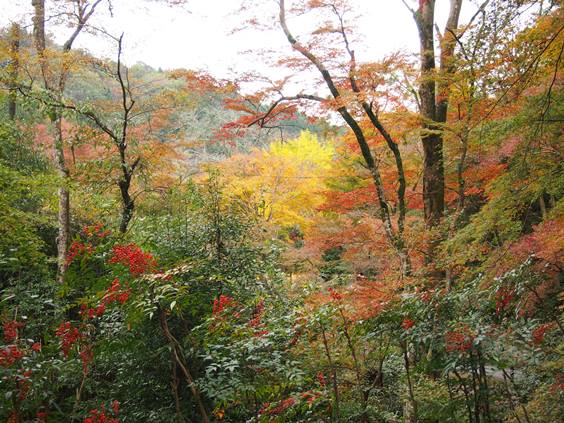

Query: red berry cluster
left=103, top=278, right=130, bottom=305
left=445, top=329, right=474, bottom=352
left=80, top=279, right=130, bottom=320
left=402, top=318, right=415, bottom=330
left=55, top=322, right=84, bottom=357
left=81, top=303, right=105, bottom=320
left=3, top=320, right=24, bottom=342
left=212, top=295, right=236, bottom=315
left=67, top=241, right=94, bottom=265
left=82, top=402, right=120, bottom=423
left=108, top=244, right=157, bottom=275
left=0, top=344, right=24, bottom=367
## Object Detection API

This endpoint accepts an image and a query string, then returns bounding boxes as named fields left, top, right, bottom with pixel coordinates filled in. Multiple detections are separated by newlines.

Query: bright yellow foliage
left=222, top=131, right=334, bottom=230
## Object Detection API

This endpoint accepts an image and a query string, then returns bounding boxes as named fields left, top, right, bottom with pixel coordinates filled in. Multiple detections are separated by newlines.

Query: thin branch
left=400, top=0, right=416, bottom=16
left=471, top=24, right=564, bottom=130
left=247, top=93, right=324, bottom=127
left=331, top=3, right=408, bottom=240
left=277, top=0, right=411, bottom=274
left=62, top=0, right=103, bottom=52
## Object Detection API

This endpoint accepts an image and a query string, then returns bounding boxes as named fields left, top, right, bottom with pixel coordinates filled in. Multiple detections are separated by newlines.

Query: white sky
left=1, top=0, right=477, bottom=81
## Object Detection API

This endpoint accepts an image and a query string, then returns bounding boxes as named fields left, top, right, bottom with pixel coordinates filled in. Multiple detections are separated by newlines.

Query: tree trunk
left=33, top=0, right=73, bottom=283
left=7, top=23, right=20, bottom=120
left=55, top=119, right=71, bottom=283
left=118, top=177, right=135, bottom=233
left=114, top=34, right=137, bottom=234
left=417, top=0, right=445, bottom=230
left=32, top=1, right=103, bottom=279
left=32, top=0, right=46, bottom=54
left=32, top=0, right=67, bottom=282
left=412, top=0, right=462, bottom=270
left=159, top=309, right=210, bottom=423
left=422, top=134, right=445, bottom=229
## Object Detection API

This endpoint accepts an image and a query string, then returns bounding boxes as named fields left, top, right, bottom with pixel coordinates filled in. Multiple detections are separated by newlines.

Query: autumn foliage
left=0, top=1, right=563, bottom=422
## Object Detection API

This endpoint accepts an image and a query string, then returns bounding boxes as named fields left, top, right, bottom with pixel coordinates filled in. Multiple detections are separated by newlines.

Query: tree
left=231, top=0, right=413, bottom=276
left=52, top=34, right=154, bottom=233
left=6, top=23, right=21, bottom=120
left=20, top=30, right=183, bottom=234
left=31, top=0, right=103, bottom=282
left=403, top=0, right=463, bottom=230
left=220, top=130, right=334, bottom=231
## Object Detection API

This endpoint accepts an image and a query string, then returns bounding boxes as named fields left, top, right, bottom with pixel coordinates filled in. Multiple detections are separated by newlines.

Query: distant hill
left=1, top=28, right=337, bottom=167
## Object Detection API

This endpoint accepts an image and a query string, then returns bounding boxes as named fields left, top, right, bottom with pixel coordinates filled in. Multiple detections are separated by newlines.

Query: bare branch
left=247, top=93, right=324, bottom=127
left=400, top=0, right=416, bottom=16
left=62, top=0, right=103, bottom=52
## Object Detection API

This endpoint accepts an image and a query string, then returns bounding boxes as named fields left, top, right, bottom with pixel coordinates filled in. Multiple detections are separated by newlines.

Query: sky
left=1, top=0, right=477, bottom=82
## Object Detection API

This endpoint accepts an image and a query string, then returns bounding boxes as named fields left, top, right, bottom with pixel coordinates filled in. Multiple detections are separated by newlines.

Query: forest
left=0, top=0, right=562, bottom=422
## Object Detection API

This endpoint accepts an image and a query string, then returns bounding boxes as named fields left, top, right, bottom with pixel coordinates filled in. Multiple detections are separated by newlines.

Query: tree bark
left=7, top=23, right=20, bottom=120
left=32, top=0, right=102, bottom=282
left=118, top=175, right=135, bottom=233
left=410, top=0, right=463, bottom=270
left=32, top=0, right=70, bottom=283
left=320, top=322, right=340, bottom=422
left=55, top=119, right=71, bottom=283
left=159, top=309, right=210, bottom=423
left=416, top=0, right=444, bottom=229
left=32, top=0, right=46, bottom=56
left=115, top=33, right=137, bottom=233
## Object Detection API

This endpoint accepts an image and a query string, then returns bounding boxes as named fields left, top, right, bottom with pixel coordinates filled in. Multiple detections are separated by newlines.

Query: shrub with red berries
left=82, top=402, right=120, bottom=423
left=402, top=317, right=415, bottom=330
left=66, top=241, right=94, bottom=265
left=445, top=327, right=475, bottom=353
left=108, top=244, right=157, bottom=276
left=55, top=322, right=84, bottom=358
left=2, top=320, right=24, bottom=343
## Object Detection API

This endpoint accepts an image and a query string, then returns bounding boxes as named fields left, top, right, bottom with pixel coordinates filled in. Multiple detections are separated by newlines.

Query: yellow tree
left=221, top=130, right=334, bottom=232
